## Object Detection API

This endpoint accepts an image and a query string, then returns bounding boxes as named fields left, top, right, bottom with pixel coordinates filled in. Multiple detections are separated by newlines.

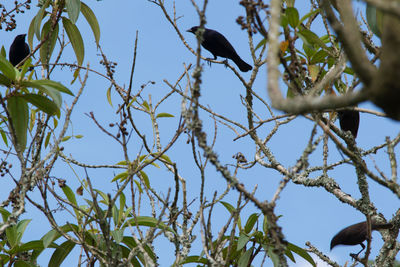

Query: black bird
left=338, top=109, right=360, bottom=138
left=330, top=221, right=392, bottom=258
left=9, top=34, right=30, bottom=67
left=187, top=26, right=252, bottom=72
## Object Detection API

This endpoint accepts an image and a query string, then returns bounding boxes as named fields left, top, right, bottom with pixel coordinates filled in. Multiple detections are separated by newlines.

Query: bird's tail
left=232, top=56, right=252, bottom=72
left=372, top=223, right=393, bottom=230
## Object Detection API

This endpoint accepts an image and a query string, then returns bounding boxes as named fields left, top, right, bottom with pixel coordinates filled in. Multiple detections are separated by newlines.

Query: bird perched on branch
left=9, top=34, right=30, bottom=67
left=337, top=109, right=360, bottom=138
left=187, top=26, right=252, bottom=72
left=330, top=221, right=392, bottom=258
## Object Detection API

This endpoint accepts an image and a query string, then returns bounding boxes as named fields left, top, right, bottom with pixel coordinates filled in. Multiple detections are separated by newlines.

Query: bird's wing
left=202, top=30, right=239, bottom=59
left=211, top=31, right=238, bottom=58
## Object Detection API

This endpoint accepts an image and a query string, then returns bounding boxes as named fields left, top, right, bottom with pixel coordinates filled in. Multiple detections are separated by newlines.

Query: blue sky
left=1, top=0, right=399, bottom=266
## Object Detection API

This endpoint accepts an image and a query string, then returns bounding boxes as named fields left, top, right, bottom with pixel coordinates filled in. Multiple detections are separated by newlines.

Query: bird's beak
left=186, top=29, right=191, bottom=33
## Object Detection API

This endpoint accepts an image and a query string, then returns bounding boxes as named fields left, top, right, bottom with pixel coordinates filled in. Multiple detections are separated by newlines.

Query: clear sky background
left=0, top=0, right=399, bottom=266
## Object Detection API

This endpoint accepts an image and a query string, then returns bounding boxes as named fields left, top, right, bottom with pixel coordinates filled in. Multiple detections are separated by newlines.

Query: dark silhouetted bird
left=187, top=26, right=252, bottom=72
left=9, top=34, right=30, bottom=67
left=330, top=221, right=392, bottom=257
left=338, top=109, right=360, bottom=138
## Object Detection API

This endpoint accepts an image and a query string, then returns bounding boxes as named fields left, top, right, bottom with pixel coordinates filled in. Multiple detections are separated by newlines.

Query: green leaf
left=244, top=213, right=259, bottom=234
left=0, top=255, right=10, bottom=265
left=143, top=159, right=160, bottom=168
left=237, top=233, right=250, bottom=251
left=123, top=207, right=132, bottom=220
left=160, top=154, right=172, bottom=163
left=14, top=261, right=33, bottom=267
left=142, top=101, right=150, bottom=111
left=0, top=46, right=5, bottom=57
left=221, top=201, right=242, bottom=230
left=61, top=136, right=71, bottom=142
left=366, top=3, right=382, bottom=38
left=121, top=237, right=157, bottom=263
left=238, top=248, right=253, bottom=267
left=80, top=3, right=100, bottom=45
left=57, top=192, right=81, bottom=223
left=139, top=171, right=150, bottom=188
left=61, top=185, right=78, bottom=206
left=7, top=96, right=29, bottom=151
left=127, top=97, right=137, bottom=108
left=0, top=207, right=11, bottom=221
left=34, top=0, right=49, bottom=40
left=44, top=132, right=51, bottom=148
left=263, top=215, right=268, bottom=233
left=106, top=85, right=112, bottom=107
left=29, top=108, right=36, bottom=132
left=53, top=117, right=58, bottom=128
left=156, top=112, right=174, bottom=118
left=139, top=154, right=147, bottom=162
left=41, top=224, right=81, bottom=250
left=297, top=29, right=328, bottom=50
left=118, top=192, right=126, bottom=225
left=134, top=180, right=143, bottom=193
left=42, top=231, right=58, bottom=249
left=287, top=242, right=316, bottom=267
left=0, top=73, right=11, bottom=87
left=28, top=16, right=35, bottom=49
left=20, top=94, right=59, bottom=115
left=6, top=225, right=17, bottom=248
left=286, top=87, right=295, bottom=98
left=62, top=17, right=84, bottom=65
left=0, top=129, right=8, bottom=147
left=65, top=0, right=81, bottom=24
left=310, top=49, right=328, bottom=64
left=344, top=67, right=354, bottom=75
left=40, top=20, right=59, bottom=67
left=320, top=35, right=332, bottom=44
left=124, top=216, right=176, bottom=235
left=48, top=240, right=75, bottom=267
left=299, top=9, right=320, bottom=24
left=112, top=205, right=119, bottom=226
left=21, top=79, right=73, bottom=109
left=0, top=54, right=17, bottom=80
left=280, top=14, right=289, bottom=28
left=179, top=255, right=208, bottom=264
left=267, top=246, right=281, bottom=267
left=308, top=64, right=320, bottom=82
left=94, top=189, right=109, bottom=204
left=31, top=79, right=74, bottom=95
left=285, top=247, right=296, bottom=263
left=302, top=45, right=315, bottom=61
left=71, top=68, right=79, bottom=84
left=286, top=7, right=299, bottom=28
left=255, top=38, right=267, bottom=51
left=16, top=219, right=31, bottom=244
left=111, top=229, right=124, bottom=244
left=16, top=240, right=44, bottom=252
left=21, top=81, right=59, bottom=107
left=111, top=171, right=129, bottom=182
left=20, top=58, right=32, bottom=79
left=220, top=201, right=236, bottom=214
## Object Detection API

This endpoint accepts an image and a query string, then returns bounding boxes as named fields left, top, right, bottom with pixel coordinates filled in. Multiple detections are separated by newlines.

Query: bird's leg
left=204, top=55, right=217, bottom=67
left=222, top=59, right=229, bottom=68
left=350, top=243, right=366, bottom=260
